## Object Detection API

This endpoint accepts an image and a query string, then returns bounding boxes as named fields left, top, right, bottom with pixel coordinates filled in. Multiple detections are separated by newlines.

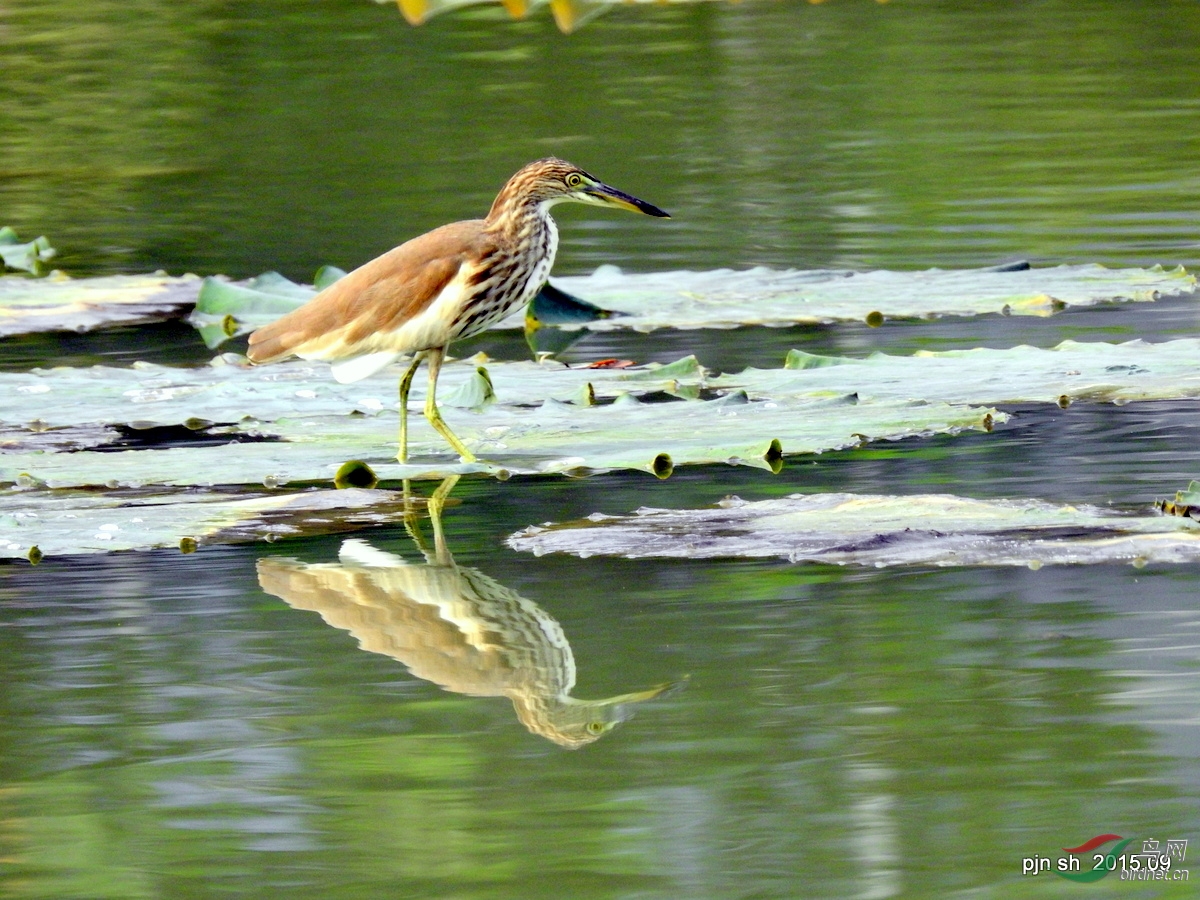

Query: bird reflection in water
left=257, top=477, right=676, bottom=748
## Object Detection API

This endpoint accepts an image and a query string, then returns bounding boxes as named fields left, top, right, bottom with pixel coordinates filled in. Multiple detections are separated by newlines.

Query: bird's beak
left=582, top=181, right=671, bottom=218
left=604, top=680, right=683, bottom=708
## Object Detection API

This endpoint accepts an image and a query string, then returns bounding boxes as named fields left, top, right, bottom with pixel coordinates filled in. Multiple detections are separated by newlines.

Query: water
left=4, top=0, right=1200, bottom=279
left=2, top=1, right=1200, bottom=897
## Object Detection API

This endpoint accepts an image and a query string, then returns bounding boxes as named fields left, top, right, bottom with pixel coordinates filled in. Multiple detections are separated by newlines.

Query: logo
left=1021, top=834, right=1188, bottom=883
left=1057, top=835, right=1134, bottom=883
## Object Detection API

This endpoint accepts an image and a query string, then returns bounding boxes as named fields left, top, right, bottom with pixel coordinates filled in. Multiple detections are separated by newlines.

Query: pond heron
left=246, top=158, right=669, bottom=462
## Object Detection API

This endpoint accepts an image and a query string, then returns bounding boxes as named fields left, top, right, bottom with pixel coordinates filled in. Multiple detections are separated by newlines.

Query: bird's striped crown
left=486, top=157, right=588, bottom=224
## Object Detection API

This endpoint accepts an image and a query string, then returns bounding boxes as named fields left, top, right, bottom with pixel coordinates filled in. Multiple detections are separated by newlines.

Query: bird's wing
left=246, top=219, right=493, bottom=364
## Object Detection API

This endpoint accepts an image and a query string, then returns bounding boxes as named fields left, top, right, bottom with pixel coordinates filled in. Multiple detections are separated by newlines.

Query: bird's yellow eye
left=566, top=172, right=584, bottom=189
left=586, top=721, right=605, bottom=734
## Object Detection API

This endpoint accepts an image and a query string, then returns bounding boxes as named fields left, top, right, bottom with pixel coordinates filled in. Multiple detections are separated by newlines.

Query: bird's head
left=489, top=157, right=670, bottom=221
left=512, top=680, right=681, bottom=749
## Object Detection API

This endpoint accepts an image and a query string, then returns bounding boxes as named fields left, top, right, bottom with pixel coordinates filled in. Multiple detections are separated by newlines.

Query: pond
left=2, top=0, right=1200, bottom=897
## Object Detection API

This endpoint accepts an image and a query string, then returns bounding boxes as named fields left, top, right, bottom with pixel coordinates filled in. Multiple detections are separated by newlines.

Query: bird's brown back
left=246, top=219, right=499, bottom=363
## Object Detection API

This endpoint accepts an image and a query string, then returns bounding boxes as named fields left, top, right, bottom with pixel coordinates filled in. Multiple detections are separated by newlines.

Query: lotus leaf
left=440, top=366, right=497, bottom=411
left=0, top=227, right=56, bottom=275
left=2, top=338, right=1194, bottom=444
left=176, top=263, right=1196, bottom=343
left=542, top=263, right=1196, bottom=332
left=0, top=395, right=1000, bottom=488
left=14, top=337, right=1199, bottom=556
left=4, top=262, right=1187, bottom=341
left=189, top=274, right=615, bottom=348
left=1157, top=480, right=1200, bottom=521
left=193, top=271, right=317, bottom=317
left=525, top=282, right=621, bottom=326
left=507, top=492, right=1200, bottom=568
left=0, top=355, right=711, bottom=432
left=716, top=338, right=1200, bottom=406
left=0, top=271, right=201, bottom=337
left=0, top=486, right=416, bottom=559
left=314, top=266, right=348, bottom=290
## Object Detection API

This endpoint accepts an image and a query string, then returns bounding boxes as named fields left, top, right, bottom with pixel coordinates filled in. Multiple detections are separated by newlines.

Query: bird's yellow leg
left=397, top=355, right=423, bottom=463
left=399, top=478, right=424, bottom=548
left=424, top=347, right=477, bottom=463
left=427, top=474, right=460, bottom=565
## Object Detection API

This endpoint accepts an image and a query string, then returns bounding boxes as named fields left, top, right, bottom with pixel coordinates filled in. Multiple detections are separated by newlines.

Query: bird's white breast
left=522, top=212, right=559, bottom=303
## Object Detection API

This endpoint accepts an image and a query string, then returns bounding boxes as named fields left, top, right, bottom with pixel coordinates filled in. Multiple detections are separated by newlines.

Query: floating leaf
left=0, top=272, right=201, bottom=337
left=4, top=337, right=1196, bottom=489
left=507, top=492, right=1200, bottom=568
left=525, top=323, right=588, bottom=358
left=535, top=263, right=1196, bottom=332
left=334, top=459, right=379, bottom=490
left=190, top=270, right=616, bottom=351
left=524, top=282, right=620, bottom=357
left=186, top=269, right=339, bottom=347
left=618, top=354, right=704, bottom=381
left=172, top=262, right=1198, bottom=345
left=1156, top=480, right=1200, bottom=520
left=718, top=339, right=1200, bottom=406
left=0, top=394, right=1000, bottom=488
left=0, top=486, right=415, bottom=559
left=782, top=349, right=853, bottom=370
left=1, top=262, right=1191, bottom=340
left=526, top=282, right=621, bottom=327
left=188, top=270, right=319, bottom=344
left=441, top=366, right=497, bottom=411
left=313, top=265, right=348, bottom=290
left=146, top=338, right=1190, bottom=427
left=7, top=337, right=1198, bottom=489
left=190, top=312, right=239, bottom=349
left=0, top=355, right=712, bottom=434
left=193, top=271, right=316, bottom=316
left=0, top=226, right=57, bottom=275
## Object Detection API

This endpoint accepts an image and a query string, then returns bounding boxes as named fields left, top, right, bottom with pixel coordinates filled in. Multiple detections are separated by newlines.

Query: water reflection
left=257, top=478, right=674, bottom=748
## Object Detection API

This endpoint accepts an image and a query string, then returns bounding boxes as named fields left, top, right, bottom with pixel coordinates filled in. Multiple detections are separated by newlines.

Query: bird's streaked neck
left=486, top=194, right=562, bottom=239
left=481, top=195, right=560, bottom=309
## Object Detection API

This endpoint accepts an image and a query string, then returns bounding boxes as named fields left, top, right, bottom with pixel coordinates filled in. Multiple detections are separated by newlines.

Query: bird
left=245, top=158, right=669, bottom=463
left=256, top=477, right=676, bottom=748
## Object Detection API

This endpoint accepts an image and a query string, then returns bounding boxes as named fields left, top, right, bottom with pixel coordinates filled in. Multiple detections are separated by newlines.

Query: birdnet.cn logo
left=1021, top=834, right=1189, bottom=883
